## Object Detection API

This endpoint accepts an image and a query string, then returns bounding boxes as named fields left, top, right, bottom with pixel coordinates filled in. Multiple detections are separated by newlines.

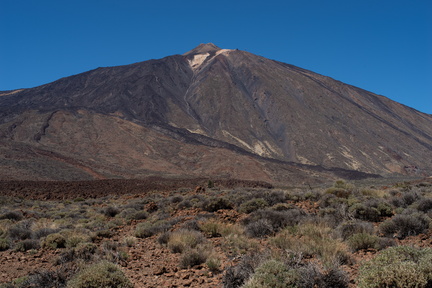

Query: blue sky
left=1, top=0, right=431, bottom=114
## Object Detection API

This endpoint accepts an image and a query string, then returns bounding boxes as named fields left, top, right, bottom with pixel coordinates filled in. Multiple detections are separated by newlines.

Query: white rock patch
left=188, top=53, right=210, bottom=70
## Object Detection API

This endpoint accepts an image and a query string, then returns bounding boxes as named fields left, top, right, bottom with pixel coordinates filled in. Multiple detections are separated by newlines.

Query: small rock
left=153, top=266, right=168, bottom=275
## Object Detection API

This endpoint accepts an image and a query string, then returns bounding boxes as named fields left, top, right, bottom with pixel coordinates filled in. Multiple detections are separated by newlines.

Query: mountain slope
left=0, top=43, right=430, bottom=183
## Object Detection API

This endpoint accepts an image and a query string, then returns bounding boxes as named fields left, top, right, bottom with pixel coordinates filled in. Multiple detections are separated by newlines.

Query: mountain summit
left=183, top=43, right=222, bottom=56
left=0, top=44, right=431, bottom=183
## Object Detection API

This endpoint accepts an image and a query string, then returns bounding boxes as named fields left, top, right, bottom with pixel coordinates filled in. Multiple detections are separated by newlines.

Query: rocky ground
left=0, top=177, right=431, bottom=287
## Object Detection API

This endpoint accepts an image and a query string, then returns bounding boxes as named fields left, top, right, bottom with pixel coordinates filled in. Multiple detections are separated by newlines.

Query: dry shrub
left=67, top=261, right=133, bottom=288
left=200, top=219, right=244, bottom=238
left=134, top=220, right=170, bottom=238
left=271, top=223, right=349, bottom=268
left=167, top=229, right=205, bottom=253
left=179, top=246, right=209, bottom=269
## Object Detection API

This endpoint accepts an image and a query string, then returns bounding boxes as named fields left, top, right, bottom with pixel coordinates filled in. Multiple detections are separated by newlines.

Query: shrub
left=0, top=237, right=11, bottom=251
left=223, top=254, right=261, bottom=288
left=179, top=247, right=209, bottom=269
left=201, top=220, right=243, bottom=239
left=199, top=219, right=222, bottom=237
left=74, top=242, right=98, bottom=262
left=318, top=193, right=338, bottom=208
left=18, top=269, right=68, bottom=288
left=15, top=239, right=40, bottom=252
left=336, top=220, right=374, bottom=240
left=239, top=198, right=269, bottom=214
left=157, top=232, right=171, bottom=245
left=56, top=243, right=97, bottom=265
left=169, top=195, right=184, bottom=204
left=34, top=228, right=59, bottom=239
left=402, top=192, right=420, bottom=206
left=0, top=210, right=23, bottom=221
left=320, top=267, right=349, bottom=288
left=376, top=202, right=394, bottom=217
left=271, top=203, right=295, bottom=211
left=177, top=200, right=192, bottom=209
left=379, top=212, right=430, bottom=238
left=134, top=220, right=170, bottom=238
left=347, top=233, right=379, bottom=251
left=261, top=190, right=288, bottom=206
left=203, top=197, right=233, bottom=212
left=208, top=180, right=214, bottom=188
left=42, top=233, right=67, bottom=249
left=349, top=203, right=380, bottom=222
left=357, top=246, right=432, bottom=288
left=103, top=206, right=120, bottom=218
left=123, top=236, right=136, bottom=247
left=129, top=211, right=148, bottom=220
left=180, top=219, right=201, bottom=231
left=271, top=223, right=350, bottom=268
left=206, top=256, right=221, bottom=272
left=118, top=209, right=148, bottom=221
left=377, top=237, right=396, bottom=250
left=244, top=219, right=274, bottom=238
left=8, top=225, right=32, bottom=240
left=326, top=187, right=351, bottom=199
left=100, top=241, right=129, bottom=263
left=243, top=208, right=306, bottom=237
left=94, top=229, right=114, bottom=239
left=243, top=259, right=299, bottom=288
left=167, top=229, right=205, bottom=253
left=65, top=233, right=91, bottom=248
left=67, top=261, right=133, bottom=288
left=417, top=198, right=432, bottom=212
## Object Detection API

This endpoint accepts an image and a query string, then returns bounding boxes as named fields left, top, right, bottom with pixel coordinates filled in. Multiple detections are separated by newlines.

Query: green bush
left=67, top=261, right=133, bottom=288
left=347, top=233, right=379, bottom=251
left=0, top=237, right=11, bottom=251
left=239, top=198, right=269, bottom=214
left=42, top=233, right=67, bottom=249
left=357, top=246, right=432, bottom=288
left=376, top=202, right=394, bottom=217
left=203, top=197, right=233, bottom=212
left=243, top=259, right=299, bottom=288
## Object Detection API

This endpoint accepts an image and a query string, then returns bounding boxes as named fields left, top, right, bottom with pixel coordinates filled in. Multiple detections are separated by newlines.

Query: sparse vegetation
left=0, top=179, right=431, bottom=287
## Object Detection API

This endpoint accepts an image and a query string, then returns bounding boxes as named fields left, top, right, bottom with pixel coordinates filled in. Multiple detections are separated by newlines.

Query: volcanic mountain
left=0, top=43, right=431, bottom=184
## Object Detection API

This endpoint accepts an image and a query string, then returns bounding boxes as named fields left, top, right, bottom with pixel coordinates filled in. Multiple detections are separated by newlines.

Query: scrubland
left=1, top=178, right=432, bottom=287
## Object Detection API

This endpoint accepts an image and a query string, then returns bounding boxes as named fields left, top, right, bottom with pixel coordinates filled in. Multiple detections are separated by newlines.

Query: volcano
left=0, top=43, right=431, bottom=184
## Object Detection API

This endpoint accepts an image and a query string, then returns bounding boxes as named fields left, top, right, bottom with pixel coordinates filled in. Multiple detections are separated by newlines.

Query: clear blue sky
left=1, top=0, right=431, bottom=114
